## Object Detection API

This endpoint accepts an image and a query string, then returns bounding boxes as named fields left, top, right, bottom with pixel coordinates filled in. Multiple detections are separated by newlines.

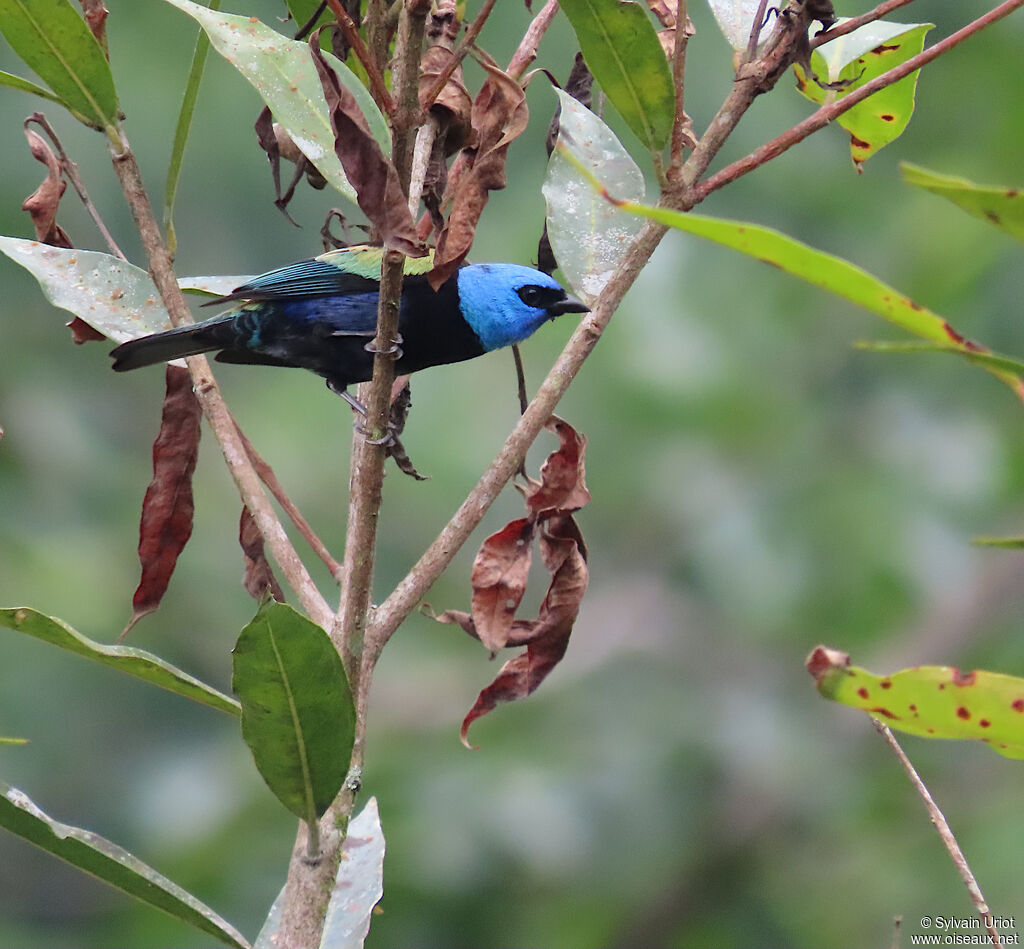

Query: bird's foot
left=363, top=333, right=403, bottom=359
left=326, top=379, right=428, bottom=480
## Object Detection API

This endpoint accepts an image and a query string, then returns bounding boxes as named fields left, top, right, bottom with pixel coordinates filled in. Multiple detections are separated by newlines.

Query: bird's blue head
left=456, top=264, right=588, bottom=352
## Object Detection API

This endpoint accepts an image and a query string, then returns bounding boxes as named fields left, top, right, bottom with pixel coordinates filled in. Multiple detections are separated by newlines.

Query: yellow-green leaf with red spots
left=807, top=646, right=1024, bottom=760
left=902, top=163, right=1024, bottom=243
left=794, top=19, right=933, bottom=169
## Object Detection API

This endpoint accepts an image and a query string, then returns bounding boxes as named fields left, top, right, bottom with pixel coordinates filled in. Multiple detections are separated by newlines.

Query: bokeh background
left=2, top=2, right=1024, bottom=946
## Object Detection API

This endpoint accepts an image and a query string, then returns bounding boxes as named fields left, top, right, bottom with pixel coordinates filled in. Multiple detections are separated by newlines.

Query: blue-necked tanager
left=110, top=246, right=588, bottom=395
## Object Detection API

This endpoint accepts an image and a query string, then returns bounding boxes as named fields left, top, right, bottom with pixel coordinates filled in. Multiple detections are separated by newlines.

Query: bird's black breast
left=393, top=274, right=486, bottom=377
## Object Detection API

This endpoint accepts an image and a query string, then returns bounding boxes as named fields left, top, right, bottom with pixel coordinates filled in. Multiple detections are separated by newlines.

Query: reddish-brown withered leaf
left=22, top=123, right=105, bottom=345
left=309, top=37, right=424, bottom=257
left=239, top=505, right=285, bottom=602
left=125, top=367, right=201, bottom=634
left=525, top=418, right=590, bottom=516
left=469, top=517, right=534, bottom=654
left=460, top=515, right=588, bottom=748
left=22, top=126, right=72, bottom=249
left=430, top=61, right=529, bottom=288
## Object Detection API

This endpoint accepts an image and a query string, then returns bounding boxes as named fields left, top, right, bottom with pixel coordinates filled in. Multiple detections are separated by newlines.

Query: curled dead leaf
left=124, top=367, right=201, bottom=635
left=310, top=37, right=424, bottom=257
left=22, top=127, right=72, bottom=249
left=525, top=417, right=590, bottom=516
left=240, top=505, right=285, bottom=602
left=470, top=518, right=534, bottom=654
left=430, top=60, right=528, bottom=288
left=433, top=419, right=591, bottom=743
left=460, top=515, right=588, bottom=748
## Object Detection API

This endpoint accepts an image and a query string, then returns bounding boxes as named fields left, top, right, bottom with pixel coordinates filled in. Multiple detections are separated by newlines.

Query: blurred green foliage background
left=2, top=1, right=1024, bottom=946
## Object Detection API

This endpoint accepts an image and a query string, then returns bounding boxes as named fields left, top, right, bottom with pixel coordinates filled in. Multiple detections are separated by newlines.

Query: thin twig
left=325, top=0, right=397, bottom=114
left=873, top=721, right=1003, bottom=948
left=26, top=114, right=127, bottom=260
left=743, top=0, right=771, bottom=65
left=235, top=424, right=343, bottom=581
left=507, top=0, right=560, bottom=81
left=293, top=0, right=328, bottom=40
left=667, top=0, right=694, bottom=175
left=420, top=0, right=499, bottom=109
left=812, top=0, right=918, bottom=50
left=691, top=0, right=1024, bottom=204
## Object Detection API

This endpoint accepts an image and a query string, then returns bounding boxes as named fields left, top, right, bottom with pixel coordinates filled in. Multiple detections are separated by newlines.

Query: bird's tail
left=110, top=317, right=232, bottom=372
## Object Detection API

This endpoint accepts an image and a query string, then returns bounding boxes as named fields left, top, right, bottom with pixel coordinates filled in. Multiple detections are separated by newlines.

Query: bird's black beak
left=547, top=293, right=590, bottom=317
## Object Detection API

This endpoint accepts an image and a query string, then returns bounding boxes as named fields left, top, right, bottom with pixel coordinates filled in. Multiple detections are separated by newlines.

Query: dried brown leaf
left=460, top=515, right=588, bottom=747
left=524, top=418, right=590, bottom=516
left=239, top=505, right=285, bottom=602
left=22, top=128, right=72, bottom=249
left=430, top=61, right=528, bottom=287
left=647, top=0, right=678, bottom=28
left=385, top=376, right=428, bottom=479
left=66, top=318, right=105, bottom=344
left=310, top=37, right=424, bottom=256
left=124, top=367, right=201, bottom=634
left=470, top=517, right=534, bottom=653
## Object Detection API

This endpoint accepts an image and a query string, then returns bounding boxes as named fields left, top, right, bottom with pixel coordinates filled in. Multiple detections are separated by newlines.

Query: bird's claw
left=363, top=333, right=403, bottom=359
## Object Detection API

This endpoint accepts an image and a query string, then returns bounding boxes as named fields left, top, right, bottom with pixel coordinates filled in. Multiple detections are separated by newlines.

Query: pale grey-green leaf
left=163, top=0, right=390, bottom=204
left=542, top=90, right=645, bottom=305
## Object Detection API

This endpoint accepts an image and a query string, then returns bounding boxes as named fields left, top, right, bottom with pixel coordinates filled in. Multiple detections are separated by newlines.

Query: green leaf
left=0, top=0, right=118, bottom=131
left=0, top=737, right=29, bottom=746
left=164, top=0, right=222, bottom=258
left=807, top=646, right=1024, bottom=760
left=232, top=601, right=355, bottom=823
left=855, top=340, right=1024, bottom=378
left=0, top=238, right=172, bottom=341
left=0, top=607, right=240, bottom=716
left=0, top=781, right=250, bottom=947
left=163, top=0, right=390, bottom=204
left=550, top=146, right=1024, bottom=398
left=0, top=236, right=253, bottom=341
left=558, top=0, right=675, bottom=151
left=972, top=536, right=1024, bottom=549
left=794, top=19, right=933, bottom=168
left=901, top=162, right=1024, bottom=243
left=0, top=68, right=67, bottom=105
left=542, top=89, right=645, bottom=305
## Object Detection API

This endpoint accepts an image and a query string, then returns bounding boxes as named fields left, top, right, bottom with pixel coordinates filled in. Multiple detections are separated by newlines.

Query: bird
left=109, top=246, right=589, bottom=399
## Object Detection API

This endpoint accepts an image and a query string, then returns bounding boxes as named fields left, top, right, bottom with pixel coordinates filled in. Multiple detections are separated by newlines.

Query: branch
left=812, top=0, right=918, bottom=50
left=107, top=134, right=332, bottom=630
left=326, top=0, right=396, bottom=115
left=873, top=722, right=1004, bottom=948
left=272, top=4, right=429, bottom=947
left=667, top=0, right=694, bottom=175
left=506, top=0, right=560, bottom=81
left=691, top=0, right=1024, bottom=204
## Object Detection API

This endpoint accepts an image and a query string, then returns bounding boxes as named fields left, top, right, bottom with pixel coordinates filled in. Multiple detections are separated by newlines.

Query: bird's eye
left=517, top=286, right=544, bottom=307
